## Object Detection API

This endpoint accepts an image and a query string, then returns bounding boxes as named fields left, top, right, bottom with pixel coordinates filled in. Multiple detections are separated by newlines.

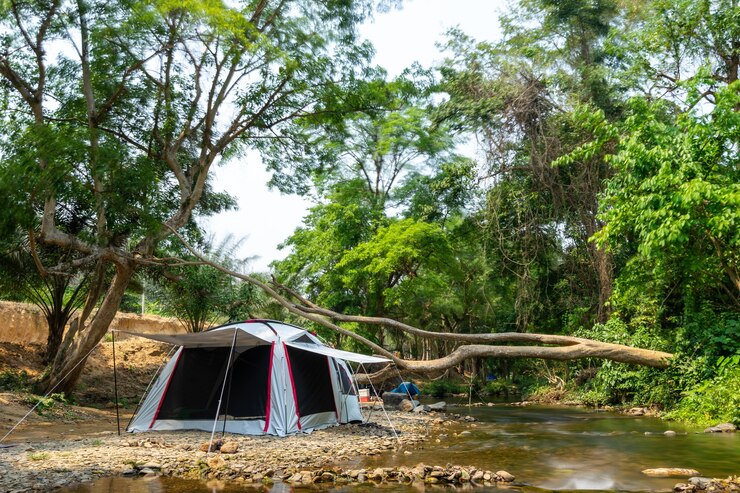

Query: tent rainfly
left=125, top=320, right=391, bottom=436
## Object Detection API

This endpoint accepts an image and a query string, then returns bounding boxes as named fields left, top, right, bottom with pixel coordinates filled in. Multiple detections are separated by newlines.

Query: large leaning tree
left=0, top=0, right=380, bottom=393
left=0, top=0, right=673, bottom=396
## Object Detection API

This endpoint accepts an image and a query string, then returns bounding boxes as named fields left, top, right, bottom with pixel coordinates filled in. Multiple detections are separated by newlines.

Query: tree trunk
left=37, top=261, right=135, bottom=394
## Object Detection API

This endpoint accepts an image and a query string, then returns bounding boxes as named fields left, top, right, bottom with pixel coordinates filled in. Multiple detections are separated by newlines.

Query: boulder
left=398, top=399, right=414, bottom=412
left=703, top=423, right=737, bottom=433
left=220, top=441, right=239, bottom=454
left=427, top=401, right=447, bottom=412
left=413, top=404, right=431, bottom=413
left=642, top=468, right=701, bottom=478
left=688, top=477, right=713, bottom=489
left=496, top=470, right=515, bottom=482
left=382, top=392, right=408, bottom=409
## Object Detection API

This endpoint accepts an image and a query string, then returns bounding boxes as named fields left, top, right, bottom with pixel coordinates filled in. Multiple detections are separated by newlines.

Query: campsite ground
left=0, top=339, right=490, bottom=492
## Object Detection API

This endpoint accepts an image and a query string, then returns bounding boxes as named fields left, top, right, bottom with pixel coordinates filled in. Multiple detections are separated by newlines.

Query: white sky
left=203, top=0, right=506, bottom=272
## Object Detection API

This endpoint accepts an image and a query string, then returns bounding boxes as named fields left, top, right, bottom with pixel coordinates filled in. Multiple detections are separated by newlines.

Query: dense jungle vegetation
left=0, top=0, right=738, bottom=424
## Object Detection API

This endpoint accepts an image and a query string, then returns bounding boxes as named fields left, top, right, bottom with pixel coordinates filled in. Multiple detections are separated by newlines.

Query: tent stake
left=209, top=327, right=238, bottom=452
left=112, top=330, right=121, bottom=436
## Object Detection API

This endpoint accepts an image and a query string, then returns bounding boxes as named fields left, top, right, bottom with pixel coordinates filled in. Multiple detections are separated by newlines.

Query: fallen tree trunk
left=169, top=228, right=674, bottom=382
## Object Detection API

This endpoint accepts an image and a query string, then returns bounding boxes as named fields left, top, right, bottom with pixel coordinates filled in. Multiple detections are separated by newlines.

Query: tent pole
left=221, top=349, right=237, bottom=437
left=209, top=327, right=238, bottom=452
left=112, top=330, right=121, bottom=436
left=360, top=363, right=399, bottom=442
left=392, top=366, right=417, bottom=408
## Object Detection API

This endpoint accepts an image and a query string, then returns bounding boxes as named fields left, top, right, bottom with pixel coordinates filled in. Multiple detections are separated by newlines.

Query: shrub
left=0, top=370, right=31, bottom=391
left=665, top=355, right=740, bottom=426
left=422, top=380, right=466, bottom=398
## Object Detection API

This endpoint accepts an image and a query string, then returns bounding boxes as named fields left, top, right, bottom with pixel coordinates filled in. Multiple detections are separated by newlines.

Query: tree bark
left=172, top=230, right=674, bottom=383
left=37, top=260, right=135, bottom=394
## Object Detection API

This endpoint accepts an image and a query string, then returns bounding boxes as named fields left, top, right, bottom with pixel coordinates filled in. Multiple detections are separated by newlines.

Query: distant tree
left=0, top=232, right=88, bottom=362
left=156, top=236, right=249, bottom=332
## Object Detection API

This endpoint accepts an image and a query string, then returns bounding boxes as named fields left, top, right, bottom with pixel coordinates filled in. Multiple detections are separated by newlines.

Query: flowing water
left=57, top=404, right=739, bottom=493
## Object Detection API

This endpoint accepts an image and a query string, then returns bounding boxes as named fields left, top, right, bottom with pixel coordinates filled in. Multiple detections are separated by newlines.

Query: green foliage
left=154, top=236, right=256, bottom=332
left=481, top=379, right=518, bottom=396
left=666, top=356, right=740, bottom=426
left=0, top=370, right=32, bottom=391
left=421, top=380, right=467, bottom=398
left=23, top=392, right=73, bottom=415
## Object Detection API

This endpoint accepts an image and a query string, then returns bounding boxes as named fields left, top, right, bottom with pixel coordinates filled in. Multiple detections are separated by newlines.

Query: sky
left=203, top=0, right=506, bottom=272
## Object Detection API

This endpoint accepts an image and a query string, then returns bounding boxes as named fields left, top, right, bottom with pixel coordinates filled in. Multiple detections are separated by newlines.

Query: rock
left=206, top=456, right=225, bottom=469
left=496, top=470, right=515, bottom=482
left=642, top=468, right=701, bottom=478
left=664, top=430, right=677, bottom=436
left=688, top=477, right=713, bottom=489
left=141, top=462, right=161, bottom=470
left=459, top=430, right=471, bottom=436
left=200, top=439, right=223, bottom=452
left=398, top=399, right=415, bottom=412
left=121, top=469, right=138, bottom=477
left=413, top=404, right=431, bottom=413
left=220, top=441, right=239, bottom=454
left=628, top=407, right=646, bottom=416
left=472, top=470, right=485, bottom=481
left=139, top=468, right=157, bottom=476
left=381, top=392, right=408, bottom=409
left=673, top=482, right=695, bottom=492
left=703, top=423, right=737, bottom=433
left=427, top=401, right=447, bottom=412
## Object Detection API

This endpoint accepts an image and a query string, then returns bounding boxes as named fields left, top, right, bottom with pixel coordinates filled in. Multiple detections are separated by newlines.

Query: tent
left=125, top=319, right=391, bottom=436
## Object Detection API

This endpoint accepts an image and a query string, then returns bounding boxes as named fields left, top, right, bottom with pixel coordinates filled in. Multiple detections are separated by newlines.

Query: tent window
left=333, top=360, right=355, bottom=395
left=292, top=334, right=315, bottom=344
left=286, top=346, right=336, bottom=416
left=157, top=345, right=271, bottom=420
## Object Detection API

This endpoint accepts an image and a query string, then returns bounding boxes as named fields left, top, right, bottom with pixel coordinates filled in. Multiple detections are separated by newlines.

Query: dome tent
left=125, top=320, right=390, bottom=436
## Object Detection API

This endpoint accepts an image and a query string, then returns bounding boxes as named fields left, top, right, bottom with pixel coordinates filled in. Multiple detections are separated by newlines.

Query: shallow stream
left=58, top=403, right=739, bottom=493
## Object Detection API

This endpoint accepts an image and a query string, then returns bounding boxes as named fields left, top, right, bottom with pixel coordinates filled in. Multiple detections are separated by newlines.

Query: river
left=57, top=403, right=739, bottom=493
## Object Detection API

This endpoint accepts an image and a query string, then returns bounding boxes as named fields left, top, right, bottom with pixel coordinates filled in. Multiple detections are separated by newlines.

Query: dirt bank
left=0, top=301, right=184, bottom=345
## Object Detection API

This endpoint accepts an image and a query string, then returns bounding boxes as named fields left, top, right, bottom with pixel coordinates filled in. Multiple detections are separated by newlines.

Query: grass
left=28, top=452, right=49, bottom=461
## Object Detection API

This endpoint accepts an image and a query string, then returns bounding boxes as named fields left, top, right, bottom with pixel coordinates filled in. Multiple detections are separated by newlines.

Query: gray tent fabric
left=126, top=320, right=384, bottom=436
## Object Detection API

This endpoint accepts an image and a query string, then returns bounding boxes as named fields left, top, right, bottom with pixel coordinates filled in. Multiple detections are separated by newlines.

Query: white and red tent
left=125, top=320, right=390, bottom=436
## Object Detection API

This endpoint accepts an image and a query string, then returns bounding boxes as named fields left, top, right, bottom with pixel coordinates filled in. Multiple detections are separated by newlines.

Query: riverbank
left=0, top=409, right=517, bottom=492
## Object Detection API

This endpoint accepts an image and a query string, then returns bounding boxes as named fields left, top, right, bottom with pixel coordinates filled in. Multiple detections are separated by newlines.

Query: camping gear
left=358, top=388, right=371, bottom=402
left=124, top=320, right=390, bottom=436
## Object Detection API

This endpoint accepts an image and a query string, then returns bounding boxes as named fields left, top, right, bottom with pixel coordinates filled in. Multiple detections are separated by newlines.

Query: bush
left=422, top=380, right=466, bottom=398
left=0, top=369, right=31, bottom=391
left=22, top=392, right=73, bottom=415
left=481, top=379, right=517, bottom=396
left=665, top=355, right=740, bottom=426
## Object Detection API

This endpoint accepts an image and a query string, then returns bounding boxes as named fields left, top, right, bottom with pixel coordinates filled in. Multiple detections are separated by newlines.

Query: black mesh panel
left=286, top=346, right=336, bottom=417
left=157, top=345, right=271, bottom=421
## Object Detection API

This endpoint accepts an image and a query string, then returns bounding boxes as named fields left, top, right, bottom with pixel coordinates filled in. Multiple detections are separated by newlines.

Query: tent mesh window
left=157, top=345, right=271, bottom=420
left=286, top=347, right=336, bottom=416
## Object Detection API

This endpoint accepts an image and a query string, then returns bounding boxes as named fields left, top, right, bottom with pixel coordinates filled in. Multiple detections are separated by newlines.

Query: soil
left=0, top=337, right=173, bottom=442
